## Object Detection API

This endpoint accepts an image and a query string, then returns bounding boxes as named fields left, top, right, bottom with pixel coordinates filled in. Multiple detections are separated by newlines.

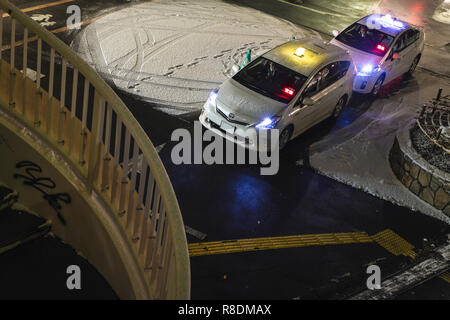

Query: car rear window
left=233, top=57, right=307, bottom=103
left=336, top=23, right=394, bottom=56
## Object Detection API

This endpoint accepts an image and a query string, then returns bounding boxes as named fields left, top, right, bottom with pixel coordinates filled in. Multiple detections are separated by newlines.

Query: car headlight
left=207, top=90, right=218, bottom=107
left=357, top=64, right=381, bottom=76
left=255, top=116, right=281, bottom=129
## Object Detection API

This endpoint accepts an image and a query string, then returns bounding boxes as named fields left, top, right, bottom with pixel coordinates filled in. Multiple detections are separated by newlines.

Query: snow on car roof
left=263, top=38, right=349, bottom=77
left=358, top=14, right=411, bottom=37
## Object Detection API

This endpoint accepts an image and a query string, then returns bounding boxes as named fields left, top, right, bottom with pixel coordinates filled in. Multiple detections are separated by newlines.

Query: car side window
left=393, top=32, right=407, bottom=53
left=318, top=63, right=338, bottom=91
left=405, top=29, right=419, bottom=47
left=303, top=71, right=321, bottom=98
left=301, top=60, right=348, bottom=102
left=318, top=61, right=350, bottom=91
left=339, top=61, right=351, bottom=77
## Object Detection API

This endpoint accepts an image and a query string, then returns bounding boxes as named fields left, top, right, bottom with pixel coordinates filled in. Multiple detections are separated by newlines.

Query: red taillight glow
left=376, top=44, right=386, bottom=51
left=284, top=87, right=295, bottom=96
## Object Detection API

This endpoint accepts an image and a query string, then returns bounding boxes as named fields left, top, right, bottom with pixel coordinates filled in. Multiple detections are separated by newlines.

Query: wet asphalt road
left=224, top=0, right=364, bottom=38
left=3, top=0, right=450, bottom=299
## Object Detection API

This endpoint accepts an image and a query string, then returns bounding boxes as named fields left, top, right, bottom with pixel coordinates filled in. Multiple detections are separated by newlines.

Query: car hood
left=330, top=39, right=383, bottom=71
left=216, top=79, right=286, bottom=125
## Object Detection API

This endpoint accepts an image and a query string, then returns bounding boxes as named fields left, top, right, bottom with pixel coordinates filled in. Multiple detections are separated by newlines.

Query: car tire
left=371, top=74, right=385, bottom=96
left=332, top=96, right=346, bottom=119
left=279, top=127, right=292, bottom=150
left=407, top=55, right=420, bottom=75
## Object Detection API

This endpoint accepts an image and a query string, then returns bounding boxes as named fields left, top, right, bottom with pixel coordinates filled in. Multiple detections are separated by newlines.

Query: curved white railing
left=0, top=0, right=190, bottom=299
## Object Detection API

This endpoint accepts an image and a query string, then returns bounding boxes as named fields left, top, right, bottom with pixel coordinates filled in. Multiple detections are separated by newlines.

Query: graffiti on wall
left=13, top=161, right=71, bottom=225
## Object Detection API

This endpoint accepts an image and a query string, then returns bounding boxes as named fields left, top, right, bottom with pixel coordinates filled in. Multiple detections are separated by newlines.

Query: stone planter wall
left=390, top=124, right=450, bottom=217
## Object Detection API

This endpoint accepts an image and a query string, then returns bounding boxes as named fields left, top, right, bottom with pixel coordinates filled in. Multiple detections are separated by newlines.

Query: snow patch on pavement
left=72, top=0, right=318, bottom=115
left=432, top=0, right=450, bottom=24
left=307, top=74, right=450, bottom=224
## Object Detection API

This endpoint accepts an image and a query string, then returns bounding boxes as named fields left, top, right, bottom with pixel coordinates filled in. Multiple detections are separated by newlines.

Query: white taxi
left=331, top=14, right=425, bottom=95
left=199, top=38, right=355, bottom=150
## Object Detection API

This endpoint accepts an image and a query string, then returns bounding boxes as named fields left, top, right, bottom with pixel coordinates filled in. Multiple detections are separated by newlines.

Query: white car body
left=330, top=14, right=425, bottom=94
left=199, top=38, right=355, bottom=151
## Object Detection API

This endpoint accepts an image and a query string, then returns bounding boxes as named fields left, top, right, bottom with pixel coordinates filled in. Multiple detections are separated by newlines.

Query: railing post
left=80, top=78, right=89, bottom=166
left=119, top=129, right=131, bottom=216
left=34, top=38, right=42, bottom=127
left=9, top=18, right=16, bottom=109
left=87, top=91, right=105, bottom=192
left=10, top=18, right=14, bottom=71
left=57, top=57, right=67, bottom=144
left=145, top=188, right=161, bottom=268
left=46, top=48, right=55, bottom=135
left=139, top=171, right=154, bottom=255
left=133, top=163, right=148, bottom=239
left=68, top=68, right=78, bottom=155
left=0, top=9, right=3, bottom=61
left=111, top=117, right=122, bottom=206
left=127, top=142, right=139, bottom=229
left=101, top=104, right=112, bottom=191
left=21, top=27, right=28, bottom=116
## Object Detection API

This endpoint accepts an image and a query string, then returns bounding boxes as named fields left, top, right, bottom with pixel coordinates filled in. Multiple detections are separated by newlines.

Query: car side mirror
left=332, top=30, right=339, bottom=37
left=302, top=97, right=315, bottom=106
left=392, top=52, right=402, bottom=60
left=231, top=64, right=240, bottom=76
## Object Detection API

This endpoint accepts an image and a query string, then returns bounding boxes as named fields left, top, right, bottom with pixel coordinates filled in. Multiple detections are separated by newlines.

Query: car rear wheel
left=371, top=74, right=385, bottom=96
left=407, top=55, right=420, bottom=75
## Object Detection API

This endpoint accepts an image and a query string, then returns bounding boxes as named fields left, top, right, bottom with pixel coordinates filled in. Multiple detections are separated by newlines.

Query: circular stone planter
left=390, top=122, right=450, bottom=217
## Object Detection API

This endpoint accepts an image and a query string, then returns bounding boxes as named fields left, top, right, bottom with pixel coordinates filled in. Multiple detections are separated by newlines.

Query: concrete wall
left=0, top=108, right=148, bottom=299
left=390, top=125, right=450, bottom=217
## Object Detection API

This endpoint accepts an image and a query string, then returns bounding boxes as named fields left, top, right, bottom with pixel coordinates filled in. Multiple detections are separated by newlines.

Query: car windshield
left=233, top=57, right=307, bottom=103
left=336, top=23, right=394, bottom=56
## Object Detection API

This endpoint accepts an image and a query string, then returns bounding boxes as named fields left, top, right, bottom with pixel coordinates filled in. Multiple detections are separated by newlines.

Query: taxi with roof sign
left=331, top=14, right=425, bottom=95
left=199, top=37, right=355, bottom=150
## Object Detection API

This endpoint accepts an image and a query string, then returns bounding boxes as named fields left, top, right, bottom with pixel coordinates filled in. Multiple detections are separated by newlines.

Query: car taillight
left=376, top=44, right=386, bottom=51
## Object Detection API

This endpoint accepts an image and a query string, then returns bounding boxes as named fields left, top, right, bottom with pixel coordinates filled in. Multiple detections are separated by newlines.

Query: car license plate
left=220, top=121, right=235, bottom=134
left=208, top=111, right=222, bottom=126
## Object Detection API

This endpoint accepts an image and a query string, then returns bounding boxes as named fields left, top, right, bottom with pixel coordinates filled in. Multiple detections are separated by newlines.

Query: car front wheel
left=279, top=127, right=292, bottom=150
left=371, top=74, right=385, bottom=96
left=332, top=96, right=346, bottom=119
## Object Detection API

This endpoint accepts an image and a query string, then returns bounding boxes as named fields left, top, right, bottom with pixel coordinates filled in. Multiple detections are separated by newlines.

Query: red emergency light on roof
left=376, top=44, right=386, bottom=51
left=284, top=87, right=295, bottom=96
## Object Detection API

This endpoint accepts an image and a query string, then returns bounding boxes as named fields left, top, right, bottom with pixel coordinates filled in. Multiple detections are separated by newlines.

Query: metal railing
left=417, top=89, right=450, bottom=154
left=0, top=0, right=189, bottom=299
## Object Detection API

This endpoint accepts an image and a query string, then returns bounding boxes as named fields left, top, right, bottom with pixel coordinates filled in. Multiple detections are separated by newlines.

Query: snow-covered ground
left=72, top=0, right=319, bottom=115
left=432, top=0, right=450, bottom=24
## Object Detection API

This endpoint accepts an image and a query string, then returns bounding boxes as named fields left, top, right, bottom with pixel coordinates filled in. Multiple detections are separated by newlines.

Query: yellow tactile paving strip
left=188, top=232, right=373, bottom=257
left=440, top=272, right=450, bottom=284
left=189, top=229, right=449, bottom=286
left=189, top=229, right=418, bottom=259
left=371, top=229, right=417, bottom=259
